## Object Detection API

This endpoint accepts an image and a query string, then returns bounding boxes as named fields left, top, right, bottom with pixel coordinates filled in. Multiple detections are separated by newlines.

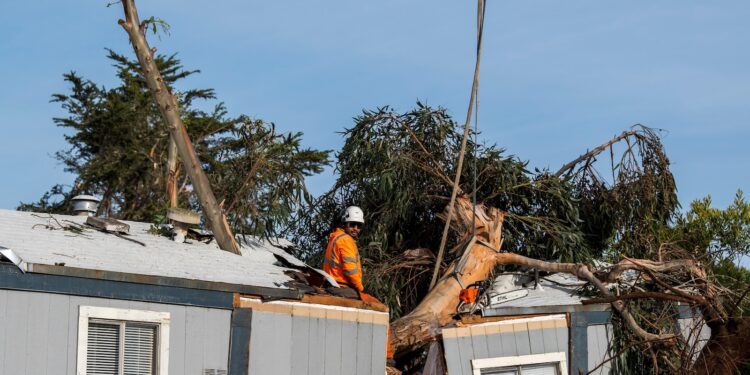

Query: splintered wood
left=85, top=216, right=129, bottom=234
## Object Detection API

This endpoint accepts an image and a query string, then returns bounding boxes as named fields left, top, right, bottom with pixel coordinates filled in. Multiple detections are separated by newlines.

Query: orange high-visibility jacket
left=323, top=228, right=364, bottom=292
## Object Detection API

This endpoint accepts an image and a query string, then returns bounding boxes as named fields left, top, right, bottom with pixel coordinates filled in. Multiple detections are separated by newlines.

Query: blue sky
left=0, top=0, right=748, bottom=211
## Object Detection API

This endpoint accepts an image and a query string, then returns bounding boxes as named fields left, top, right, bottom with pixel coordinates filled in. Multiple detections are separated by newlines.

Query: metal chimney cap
left=71, top=195, right=100, bottom=203
left=71, top=195, right=100, bottom=216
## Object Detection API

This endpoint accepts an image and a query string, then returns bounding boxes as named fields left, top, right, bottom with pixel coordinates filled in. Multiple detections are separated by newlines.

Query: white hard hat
left=342, top=206, right=365, bottom=224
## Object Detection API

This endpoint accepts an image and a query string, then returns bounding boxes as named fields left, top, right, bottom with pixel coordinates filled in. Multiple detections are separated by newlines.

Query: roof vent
left=70, top=195, right=100, bottom=216
left=167, top=208, right=201, bottom=243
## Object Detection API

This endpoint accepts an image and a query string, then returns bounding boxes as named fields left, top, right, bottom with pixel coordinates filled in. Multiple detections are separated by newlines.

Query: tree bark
left=118, top=0, right=240, bottom=254
left=693, top=317, right=750, bottom=375
left=392, top=198, right=501, bottom=354
left=166, top=137, right=179, bottom=208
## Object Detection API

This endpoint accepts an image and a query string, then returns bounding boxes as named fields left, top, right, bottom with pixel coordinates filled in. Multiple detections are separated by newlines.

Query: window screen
left=86, top=320, right=158, bottom=375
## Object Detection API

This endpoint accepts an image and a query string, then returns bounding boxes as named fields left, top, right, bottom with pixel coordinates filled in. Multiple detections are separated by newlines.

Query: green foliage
left=292, top=104, right=610, bottom=316
left=607, top=191, right=750, bottom=373
left=141, top=16, right=171, bottom=38
left=565, top=126, right=679, bottom=260
left=208, top=118, right=330, bottom=237
left=20, top=50, right=330, bottom=239
left=669, top=191, right=750, bottom=313
left=291, top=105, right=683, bottom=320
left=668, top=191, right=750, bottom=262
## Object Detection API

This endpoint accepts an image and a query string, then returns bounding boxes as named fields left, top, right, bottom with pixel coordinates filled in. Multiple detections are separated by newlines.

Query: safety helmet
left=342, top=206, right=365, bottom=224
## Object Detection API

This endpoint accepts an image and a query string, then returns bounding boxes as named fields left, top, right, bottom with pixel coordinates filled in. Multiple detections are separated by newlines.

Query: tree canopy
left=291, top=104, right=683, bottom=318
left=288, top=103, right=749, bottom=373
left=20, top=50, right=330, bottom=238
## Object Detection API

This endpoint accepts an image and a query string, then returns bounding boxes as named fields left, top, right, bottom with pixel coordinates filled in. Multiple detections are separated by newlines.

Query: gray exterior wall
left=587, top=324, right=613, bottom=375
left=569, top=311, right=612, bottom=375
left=241, top=300, right=388, bottom=375
left=442, top=315, right=569, bottom=375
left=677, top=308, right=711, bottom=363
left=0, top=288, right=231, bottom=375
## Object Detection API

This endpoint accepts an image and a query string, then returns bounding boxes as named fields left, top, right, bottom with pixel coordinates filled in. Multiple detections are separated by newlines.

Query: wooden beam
left=240, top=293, right=389, bottom=313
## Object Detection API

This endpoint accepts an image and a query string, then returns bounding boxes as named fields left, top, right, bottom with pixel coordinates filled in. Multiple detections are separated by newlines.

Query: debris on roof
left=454, top=271, right=611, bottom=317
left=0, top=209, right=314, bottom=292
left=85, top=216, right=130, bottom=234
left=488, top=273, right=588, bottom=307
left=0, top=246, right=24, bottom=271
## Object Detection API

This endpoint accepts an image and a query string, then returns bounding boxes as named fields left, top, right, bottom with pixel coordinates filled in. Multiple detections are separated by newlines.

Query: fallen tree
left=390, top=196, right=750, bottom=374
left=295, top=105, right=749, bottom=373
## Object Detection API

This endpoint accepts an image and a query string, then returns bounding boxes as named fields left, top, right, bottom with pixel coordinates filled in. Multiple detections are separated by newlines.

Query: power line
left=429, top=0, right=488, bottom=290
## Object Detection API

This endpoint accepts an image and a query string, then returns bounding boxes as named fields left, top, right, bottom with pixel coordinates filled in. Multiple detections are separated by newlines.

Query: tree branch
left=555, top=130, right=638, bottom=177
left=492, top=252, right=676, bottom=342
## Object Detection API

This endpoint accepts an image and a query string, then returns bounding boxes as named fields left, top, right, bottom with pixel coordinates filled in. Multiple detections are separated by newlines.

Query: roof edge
left=482, top=303, right=610, bottom=317
left=26, top=263, right=303, bottom=300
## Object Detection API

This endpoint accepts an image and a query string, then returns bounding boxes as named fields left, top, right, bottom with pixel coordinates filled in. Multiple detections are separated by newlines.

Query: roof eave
left=481, top=303, right=611, bottom=317
left=25, top=263, right=303, bottom=300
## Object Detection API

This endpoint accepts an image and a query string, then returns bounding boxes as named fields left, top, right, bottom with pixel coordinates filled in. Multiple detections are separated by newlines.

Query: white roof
left=489, top=279, right=588, bottom=308
left=0, top=209, right=304, bottom=291
left=480, top=272, right=609, bottom=316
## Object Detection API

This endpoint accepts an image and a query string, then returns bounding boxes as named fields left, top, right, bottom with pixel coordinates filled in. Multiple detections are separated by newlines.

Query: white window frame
left=76, top=305, right=171, bottom=375
left=471, top=351, right=568, bottom=375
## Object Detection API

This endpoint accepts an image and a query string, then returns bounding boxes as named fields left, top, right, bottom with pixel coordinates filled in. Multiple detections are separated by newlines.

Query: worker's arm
left=338, top=236, right=364, bottom=292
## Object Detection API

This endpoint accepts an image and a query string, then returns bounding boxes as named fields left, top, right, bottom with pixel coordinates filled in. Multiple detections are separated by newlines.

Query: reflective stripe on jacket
left=323, top=228, right=364, bottom=292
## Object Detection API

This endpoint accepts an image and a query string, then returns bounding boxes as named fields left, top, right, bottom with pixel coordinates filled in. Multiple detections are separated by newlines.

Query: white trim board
left=239, top=296, right=390, bottom=325
left=471, top=351, right=568, bottom=375
left=467, top=314, right=567, bottom=330
left=76, top=305, right=171, bottom=375
left=240, top=296, right=387, bottom=314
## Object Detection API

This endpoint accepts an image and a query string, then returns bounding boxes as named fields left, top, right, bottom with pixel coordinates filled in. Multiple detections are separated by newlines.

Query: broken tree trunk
left=392, top=197, right=504, bottom=354
left=118, top=0, right=240, bottom=254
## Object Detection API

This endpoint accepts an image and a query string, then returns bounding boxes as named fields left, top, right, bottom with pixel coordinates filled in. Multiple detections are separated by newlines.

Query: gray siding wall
left=0, top=288, right=231, bottom=375
left=587, top=324, right=613, bottom=375
left=677, top=316, right=710, bottom=363
left=245, top=306, right=387, bottom=375
left=442, top=316, right=568, bottom=375
left=570, top=310, right=612, bottom=374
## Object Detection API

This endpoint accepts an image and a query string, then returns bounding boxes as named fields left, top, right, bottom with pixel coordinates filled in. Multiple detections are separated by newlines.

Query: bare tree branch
left=555, top=130, right=638, bottom=177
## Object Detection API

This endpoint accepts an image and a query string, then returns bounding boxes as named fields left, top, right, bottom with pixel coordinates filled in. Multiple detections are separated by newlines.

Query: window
left=77, top=306, right=170, bottom=375
left=472, top=352, right=568, bottom=375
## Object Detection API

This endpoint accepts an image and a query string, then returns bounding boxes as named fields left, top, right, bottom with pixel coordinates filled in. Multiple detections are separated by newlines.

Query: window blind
left=86, top=321, right=157, bottom=375
left=124, top=323, right=157, bottom=375
left=86, top=322, right=120, bottom=375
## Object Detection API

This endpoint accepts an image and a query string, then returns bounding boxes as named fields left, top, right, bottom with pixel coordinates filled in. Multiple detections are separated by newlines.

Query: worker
left=323, top=206, right=366, bottom=296
left=323, top=205, right=394, bottom=360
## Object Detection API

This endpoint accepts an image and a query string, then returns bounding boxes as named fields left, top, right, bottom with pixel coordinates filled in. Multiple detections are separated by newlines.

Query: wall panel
left=442, top=315, right=569, bottom=375
left=241, top=299, right=388, bottom=375
left=0, top=289, right=230, bottom=375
